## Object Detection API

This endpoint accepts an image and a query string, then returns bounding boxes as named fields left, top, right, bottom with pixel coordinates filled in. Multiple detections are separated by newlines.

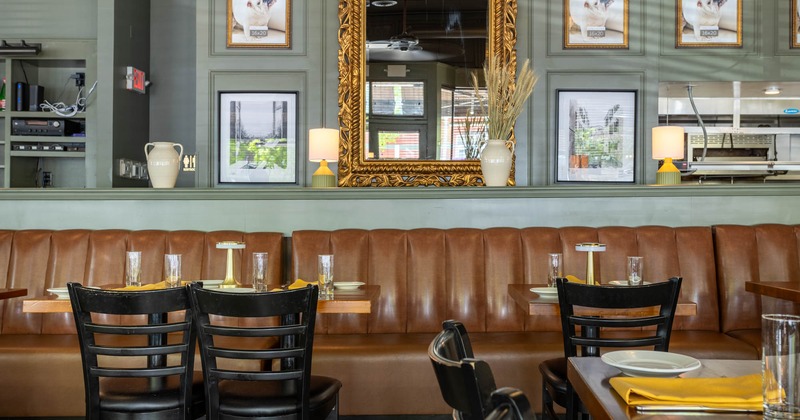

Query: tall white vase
left=145, top=142, right=183, bottom=188
left=479, top=139, right=514, bottom=187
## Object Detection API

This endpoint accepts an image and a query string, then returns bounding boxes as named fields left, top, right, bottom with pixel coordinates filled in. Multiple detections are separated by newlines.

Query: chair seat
left=98, top=375, right=205, bottom=414
left=218, top=375, right=342, bottom=419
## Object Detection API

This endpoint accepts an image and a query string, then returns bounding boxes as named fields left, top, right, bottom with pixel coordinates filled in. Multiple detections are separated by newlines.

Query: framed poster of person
left=227, top=0, right=291, bottom=48
left=676, top=0, right=742, bottom=48
left=564, top=0, right=629, bottom=49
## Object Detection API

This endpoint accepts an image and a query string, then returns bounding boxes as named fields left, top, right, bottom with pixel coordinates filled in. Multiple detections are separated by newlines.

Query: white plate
left=334, top=282, right=365, bottom=290
left=530, top=287, right=558, bottom=296
left=601, top=350, right=701, bottom=378
left=607, top=280, right=651, bottom=286
left=215, top=287, right=255, bottom=293
left=197, top=280, right=223, bottom=288
left=47, top=286, right=99, bottom=299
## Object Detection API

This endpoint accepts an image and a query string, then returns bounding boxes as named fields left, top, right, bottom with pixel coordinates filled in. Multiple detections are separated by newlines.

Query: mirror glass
left=337, top=0, right=517, bottom=186
left=364, top=0, right=487, bottom=161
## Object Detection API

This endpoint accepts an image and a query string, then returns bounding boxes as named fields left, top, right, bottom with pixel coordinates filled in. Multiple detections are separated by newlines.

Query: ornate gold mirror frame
left=337, top=0, right=518, bottom=187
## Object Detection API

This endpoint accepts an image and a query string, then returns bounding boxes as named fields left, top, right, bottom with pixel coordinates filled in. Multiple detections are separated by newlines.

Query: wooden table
left=23, top=284, right=380, bottom=314
left=0, top=288, right=27, bottom=300
left=568, top=357, right=763, bottom=420
left=745, top=281, right=800, bottom=303
left=508, top=284, right=697, bottom=316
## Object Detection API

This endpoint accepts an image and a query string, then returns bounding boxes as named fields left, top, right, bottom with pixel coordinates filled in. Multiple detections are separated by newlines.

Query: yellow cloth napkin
left=114, top=281, right=167, bottom=291
left=565, top=275, right=586, bottom=284
left=271, top=279, right=318, bottom=291
left=609, top=374, right=764, bottom=410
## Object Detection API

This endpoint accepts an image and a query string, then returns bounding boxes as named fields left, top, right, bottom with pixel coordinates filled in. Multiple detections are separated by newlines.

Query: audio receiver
left=11, top=118, right=82, bottom=136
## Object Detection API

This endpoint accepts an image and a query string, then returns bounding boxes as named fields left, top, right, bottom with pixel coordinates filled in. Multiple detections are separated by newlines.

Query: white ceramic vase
left=479, top=139, right=514, bottom=186
left=145, top=142, right=183, bottom=188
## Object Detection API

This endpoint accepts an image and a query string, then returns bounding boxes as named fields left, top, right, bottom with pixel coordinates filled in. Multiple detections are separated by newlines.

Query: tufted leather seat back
left=0, top=229, right=283, bottom=335
left=715, top=224, right=800, bottom=334
left=291, top=226, right=719, bottom=335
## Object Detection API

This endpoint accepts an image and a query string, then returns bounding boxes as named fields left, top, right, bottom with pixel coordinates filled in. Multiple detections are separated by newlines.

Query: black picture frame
left=218, top=91, right=298, bottom=185
left=555, top=90, right=637, bottom=183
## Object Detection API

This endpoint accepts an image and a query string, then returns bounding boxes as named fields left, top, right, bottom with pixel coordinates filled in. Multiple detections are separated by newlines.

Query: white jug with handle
left=145, top=142, right=183, bottom=188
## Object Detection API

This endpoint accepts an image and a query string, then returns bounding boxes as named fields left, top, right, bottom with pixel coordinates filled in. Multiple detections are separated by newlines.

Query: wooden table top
left=508, top=284, right=697, bottom=317
left=22, top=284, right=379, bottom=314
left=0, top=288, right=27, bottom=300
left=568, top=357, right=762, bottom=420
left=745, top=281, right=800, bottom=303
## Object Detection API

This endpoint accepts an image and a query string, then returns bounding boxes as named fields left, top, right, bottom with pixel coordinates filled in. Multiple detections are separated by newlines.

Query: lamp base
left=311, top=160, right=337, bottom=188
left=655, top=158, right=682, bottom=185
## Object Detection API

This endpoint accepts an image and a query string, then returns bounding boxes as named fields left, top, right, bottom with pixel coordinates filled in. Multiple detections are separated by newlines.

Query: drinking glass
left=252, top=252, right=269, bottom=292
left=547, top=253, right=563, bottom=287
left=318, top=254, right=334, bottom=300
left=762, top=314, right=800, bottom=418
left=164, top=254, right=181, bottom=288
left=627, top=256, right=643, bottom=286
left=125, top=251, right=142, bottom=287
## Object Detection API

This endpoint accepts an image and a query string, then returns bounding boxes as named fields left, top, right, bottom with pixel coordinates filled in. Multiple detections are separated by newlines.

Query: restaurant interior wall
left=0, top=1, right=799, bottom=232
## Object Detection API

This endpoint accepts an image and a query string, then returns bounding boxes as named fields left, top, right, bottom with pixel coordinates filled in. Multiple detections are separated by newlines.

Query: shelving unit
left=0, top=40, right=96, bottom=188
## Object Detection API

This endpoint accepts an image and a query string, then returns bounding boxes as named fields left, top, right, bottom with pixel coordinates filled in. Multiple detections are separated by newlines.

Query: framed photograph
left=676, top=0, right=742, bottom=48
left=564, top=0, right=629, bottom=49
left=227, top=0, right=291, bottom=48
left=218, top=92, right=298, bottom=184
left=793, top=0, right=800, bottom=48
left=556, top=90, right=637, bottom=183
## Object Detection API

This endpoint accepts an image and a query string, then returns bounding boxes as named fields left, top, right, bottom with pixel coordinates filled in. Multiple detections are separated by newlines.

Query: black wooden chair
left=429, top=320, right=536, bottom=420
left=539, top=277, right=682, bottom=420
left=67, top=282, right=204, bottom=420
left=188, top=282, right=341, bottom=420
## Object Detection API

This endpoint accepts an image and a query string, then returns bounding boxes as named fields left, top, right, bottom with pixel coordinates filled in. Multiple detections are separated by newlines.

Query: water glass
left=252, top=252, right=269, bottom=292
left=547, top=253, right=563, bottom=287
left=125, top=251, right=142, bottom=287
left=627, top=256, right=643, bottom=286
left=318, top=254, right=334, bottom=300
left=762, top=314, right=800, bottom=418
left=164, top=254, right=181, bottom=288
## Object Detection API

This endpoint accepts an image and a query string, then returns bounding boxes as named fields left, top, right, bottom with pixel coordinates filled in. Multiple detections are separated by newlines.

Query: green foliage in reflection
left=229, top=138, right=288, bottom=169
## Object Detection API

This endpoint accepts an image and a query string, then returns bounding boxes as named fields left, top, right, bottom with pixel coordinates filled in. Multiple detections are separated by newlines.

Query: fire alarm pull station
left=125, top=66, right=146, bottom=94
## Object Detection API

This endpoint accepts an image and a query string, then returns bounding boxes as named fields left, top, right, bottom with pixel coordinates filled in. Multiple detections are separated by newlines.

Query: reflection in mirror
left=365, top=0, right=488, bottom=161
left=337, top=0, right=518, bottom=186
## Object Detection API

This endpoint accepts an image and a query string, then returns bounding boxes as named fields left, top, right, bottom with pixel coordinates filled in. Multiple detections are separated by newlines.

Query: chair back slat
left=189, top=283, right=319, bottom=419
left=556, top=277, right=683, bottom=357
left=67, top=283, right=198, bottom=420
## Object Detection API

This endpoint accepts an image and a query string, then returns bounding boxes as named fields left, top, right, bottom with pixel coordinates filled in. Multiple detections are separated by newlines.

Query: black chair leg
left=540, top=380, right=558, bottom=420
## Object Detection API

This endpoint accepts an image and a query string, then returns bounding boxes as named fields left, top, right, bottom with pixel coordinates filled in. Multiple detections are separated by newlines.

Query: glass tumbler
left=318, top=254, right=334, bottom=300
left=164, top=254, right=182, bottom=288
left=547, top=253, right=563, bottom=287
left=252, top=252, right=269, bottom=292
left=125, top=251, right=142, bottom=287
left=627, top=256, right=643, bottom=286
left=762, top=314, right=800, bottom=418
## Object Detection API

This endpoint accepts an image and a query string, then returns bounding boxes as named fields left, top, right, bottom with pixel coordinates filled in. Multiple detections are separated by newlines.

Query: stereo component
left=11, top=118, right=82, bottom=136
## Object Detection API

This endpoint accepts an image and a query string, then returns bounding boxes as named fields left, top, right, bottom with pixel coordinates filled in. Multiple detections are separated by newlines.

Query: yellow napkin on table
left=565, top=275, right=586, bottom=284
left=609, top=374, right=764, bottom=410
left=271, top=279, right=318, bottom=291
left=113, top=281, right=167, bottom=291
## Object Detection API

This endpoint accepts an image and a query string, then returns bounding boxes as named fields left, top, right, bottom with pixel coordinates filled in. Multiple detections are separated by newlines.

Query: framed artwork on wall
left=676, top=0, right=742, bottom=48
left=227, top=0, right=291, bottom=48
left=793, top=0, right=800, bottom=48
left=218, top=92, right=298, bottom=184
left=555, top=90, right=637, bottom=183
left=564, top=0, right=629, bottom=49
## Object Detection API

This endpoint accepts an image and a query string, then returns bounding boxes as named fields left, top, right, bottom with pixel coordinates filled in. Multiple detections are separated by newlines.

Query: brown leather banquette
left=0, top=225, right=795, bottom=417
left=292, top=226, right=764, bottom=415
left=0, top=229, right=283, bottom=418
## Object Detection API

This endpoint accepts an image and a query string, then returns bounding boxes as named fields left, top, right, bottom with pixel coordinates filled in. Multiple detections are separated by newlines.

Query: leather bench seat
left=310, top=331, right=565, bottom=415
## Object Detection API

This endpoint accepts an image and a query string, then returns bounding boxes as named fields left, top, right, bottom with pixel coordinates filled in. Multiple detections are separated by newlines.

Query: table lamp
left=309, top=128, right=339, bottom=188
left=652, top=126, right=685, bottom=185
